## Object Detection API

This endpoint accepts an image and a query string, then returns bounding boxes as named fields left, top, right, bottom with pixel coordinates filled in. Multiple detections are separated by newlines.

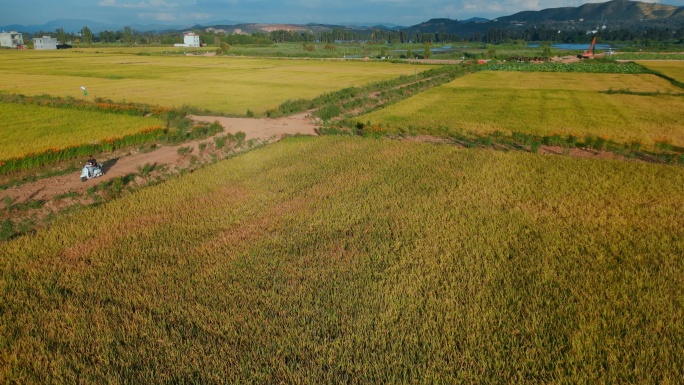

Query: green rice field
left=359, top=71, right=684, bottom=146
left=1, top=136, right=682, bottom=383
left=0, top=50, right=428, bottom=115
left=0, top=103, right=163, bottom=160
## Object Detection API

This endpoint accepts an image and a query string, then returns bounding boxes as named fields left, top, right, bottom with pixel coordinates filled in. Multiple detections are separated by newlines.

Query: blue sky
left=3, top=0, right=683, bottom=27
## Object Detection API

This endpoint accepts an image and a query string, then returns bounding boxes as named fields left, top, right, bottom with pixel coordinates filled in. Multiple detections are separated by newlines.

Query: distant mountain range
left=2, top=0, right=682, bottom=35
left=497, top=0, right=683, bottom=23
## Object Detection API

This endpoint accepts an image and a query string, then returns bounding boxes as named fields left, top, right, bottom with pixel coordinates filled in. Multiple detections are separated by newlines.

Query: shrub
left=0, top=219, right=14, bottom=241
left=593, top=137, right=607, bottom=151
left=530, top=139, right=542, bottom=153
left=655, top=139, right=673, bottom=152
left=317, top=105, right=341, bottom=121
left=214, top=136, right=227, bottom=149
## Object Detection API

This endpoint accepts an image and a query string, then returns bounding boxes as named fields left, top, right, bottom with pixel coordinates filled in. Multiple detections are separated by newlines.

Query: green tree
left=56, top=28, right=68, bottom=44
left=486, top=44, right=497, bottom=59
left=423, top=43, right=432, bottom=59
left=123, top=26, right=134, bottom=46
left=81, top=26, right=93, bottom=46
left=540, top=41, right=552, bottom=58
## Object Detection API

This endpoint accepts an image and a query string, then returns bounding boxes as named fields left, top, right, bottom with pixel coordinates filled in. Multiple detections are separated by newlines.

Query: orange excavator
left=578, top=36, right=597, bottom=59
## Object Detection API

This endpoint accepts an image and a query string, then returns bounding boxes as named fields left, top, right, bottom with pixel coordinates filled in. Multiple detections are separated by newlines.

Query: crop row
left=356, top=71, right=684, bottom=148
left=612, top=53, right=684, bottom=61
left=0, top=102, right=167, bottom=161
left=0, top=92, right=175, bottom=118
left=0, top=117, right=223, bottom=175
left=0, top=126, right=164, bottom=174
left=0, top=52, right=427, bottom=115
left=271, top=64, right=475, bottom=120
left=1, top=136, right=683, bottom=382
left=636, top=61, right=684, bottom=85
left=484, top=61, right=653, bottom=74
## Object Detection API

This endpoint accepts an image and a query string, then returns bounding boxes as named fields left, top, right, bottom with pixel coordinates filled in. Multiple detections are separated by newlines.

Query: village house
left=0, top=31, right=24, bottom=48
left=33, top=36, right=58, bottom=50
left=174, top=32, right=201, bottom=47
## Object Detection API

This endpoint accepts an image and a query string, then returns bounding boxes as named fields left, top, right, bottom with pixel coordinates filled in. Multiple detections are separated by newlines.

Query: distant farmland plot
left=0, top=103, right=163, bottom=160
left=359, top=71, right=684, bottom=146
left=1, top=136, right=683, bottom=383
left=448, top=71, right=682, bottom=93
left=0, top=50, right=428, bottom=115
left=637, top=61, right=684, bottom=84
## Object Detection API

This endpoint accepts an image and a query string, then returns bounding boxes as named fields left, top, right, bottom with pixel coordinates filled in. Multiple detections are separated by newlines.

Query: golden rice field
left=637, top=61, right=684, bottom=83
left=1, top=136, right=682, bottom=383
left=0, top=103, right=163, bottom=160
left=0, top=49, right=427, bottom=115
left=359, top=71, right=684, bottom=146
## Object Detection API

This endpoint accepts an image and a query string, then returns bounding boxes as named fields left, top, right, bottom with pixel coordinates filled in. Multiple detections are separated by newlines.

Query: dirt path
left=1, top=112, right=318, bottom=204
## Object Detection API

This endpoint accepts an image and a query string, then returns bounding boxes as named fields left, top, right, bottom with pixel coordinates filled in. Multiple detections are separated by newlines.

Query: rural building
left=0, top=31, right=24, bottom=48
left=33, top=36, right=58, bottom=50
left=174, top=32, right=201, bottom=47
left=184, top=32, right=200, bottom=47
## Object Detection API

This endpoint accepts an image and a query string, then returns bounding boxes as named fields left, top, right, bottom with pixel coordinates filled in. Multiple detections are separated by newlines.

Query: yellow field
left=0, top=103, right=163, bottom=159
left=637, top=61, right=684, bottom=83
left=450, top=71, right=682, bottom=92
left=359, top=71, right=684, bottom=146
left=0, top=50, right=428, bottom=115
left=1, top=136, right=683, bottom=382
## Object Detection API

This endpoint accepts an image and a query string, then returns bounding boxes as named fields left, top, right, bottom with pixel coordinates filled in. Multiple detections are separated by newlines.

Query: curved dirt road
left=1, top=113, right=318, bottom=204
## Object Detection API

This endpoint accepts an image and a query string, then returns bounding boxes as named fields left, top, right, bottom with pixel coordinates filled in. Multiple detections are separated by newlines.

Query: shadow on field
left=101, top=158, right=119, bottom=174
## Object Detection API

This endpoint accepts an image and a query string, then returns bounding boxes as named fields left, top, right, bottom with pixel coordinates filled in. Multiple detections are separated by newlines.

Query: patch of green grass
left=53, top=191, right=81, bottom=200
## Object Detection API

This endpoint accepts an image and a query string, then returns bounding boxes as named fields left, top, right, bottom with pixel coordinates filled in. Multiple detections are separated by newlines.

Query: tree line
left=28, top=24, right=684, bottom=47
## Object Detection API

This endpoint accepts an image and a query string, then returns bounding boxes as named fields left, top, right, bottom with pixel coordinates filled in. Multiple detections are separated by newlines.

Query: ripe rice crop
left=0, top=102, right=165, bottom=160
left=358, top=71, right=684, bottom=146
left=0, top=50, right=429, bottom=115
left=636, top=61, right=684, bottom=84
left=613, top=53, right=684, bottom=61
left=446, top=71, right=682, bottom=93
left=1, top=136, right=682, bottom=383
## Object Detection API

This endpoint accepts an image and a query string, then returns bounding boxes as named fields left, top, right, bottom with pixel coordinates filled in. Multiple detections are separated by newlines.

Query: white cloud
left=100, top=0, right=179, bottom=9
left=137, top=12, right=177, bottom=20
left=188, top=13, right=213, bottom=20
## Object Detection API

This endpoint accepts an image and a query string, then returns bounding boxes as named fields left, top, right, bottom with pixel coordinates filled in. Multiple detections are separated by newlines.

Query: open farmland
left=637, top=61, right=684, bottom=84
left=0, top=50, right=428, bottom=115
left=358, top=70, right=684, bottom=146
left=1, top=136, right=682, bottom=383
left=0, top=102, right=163, bottom=160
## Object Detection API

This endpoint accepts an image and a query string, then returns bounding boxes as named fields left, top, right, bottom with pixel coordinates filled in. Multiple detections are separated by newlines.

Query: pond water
left=391, top=45, right=457, bottom=55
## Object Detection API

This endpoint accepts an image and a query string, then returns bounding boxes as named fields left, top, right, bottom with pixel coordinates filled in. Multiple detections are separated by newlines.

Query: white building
left=174, top=32, right=201, bottom=47
left=184, top=33, right=200, bottom=47
left=0, top=31, right=24, bottom=48
left=33, top=36, right=58, bottom=50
